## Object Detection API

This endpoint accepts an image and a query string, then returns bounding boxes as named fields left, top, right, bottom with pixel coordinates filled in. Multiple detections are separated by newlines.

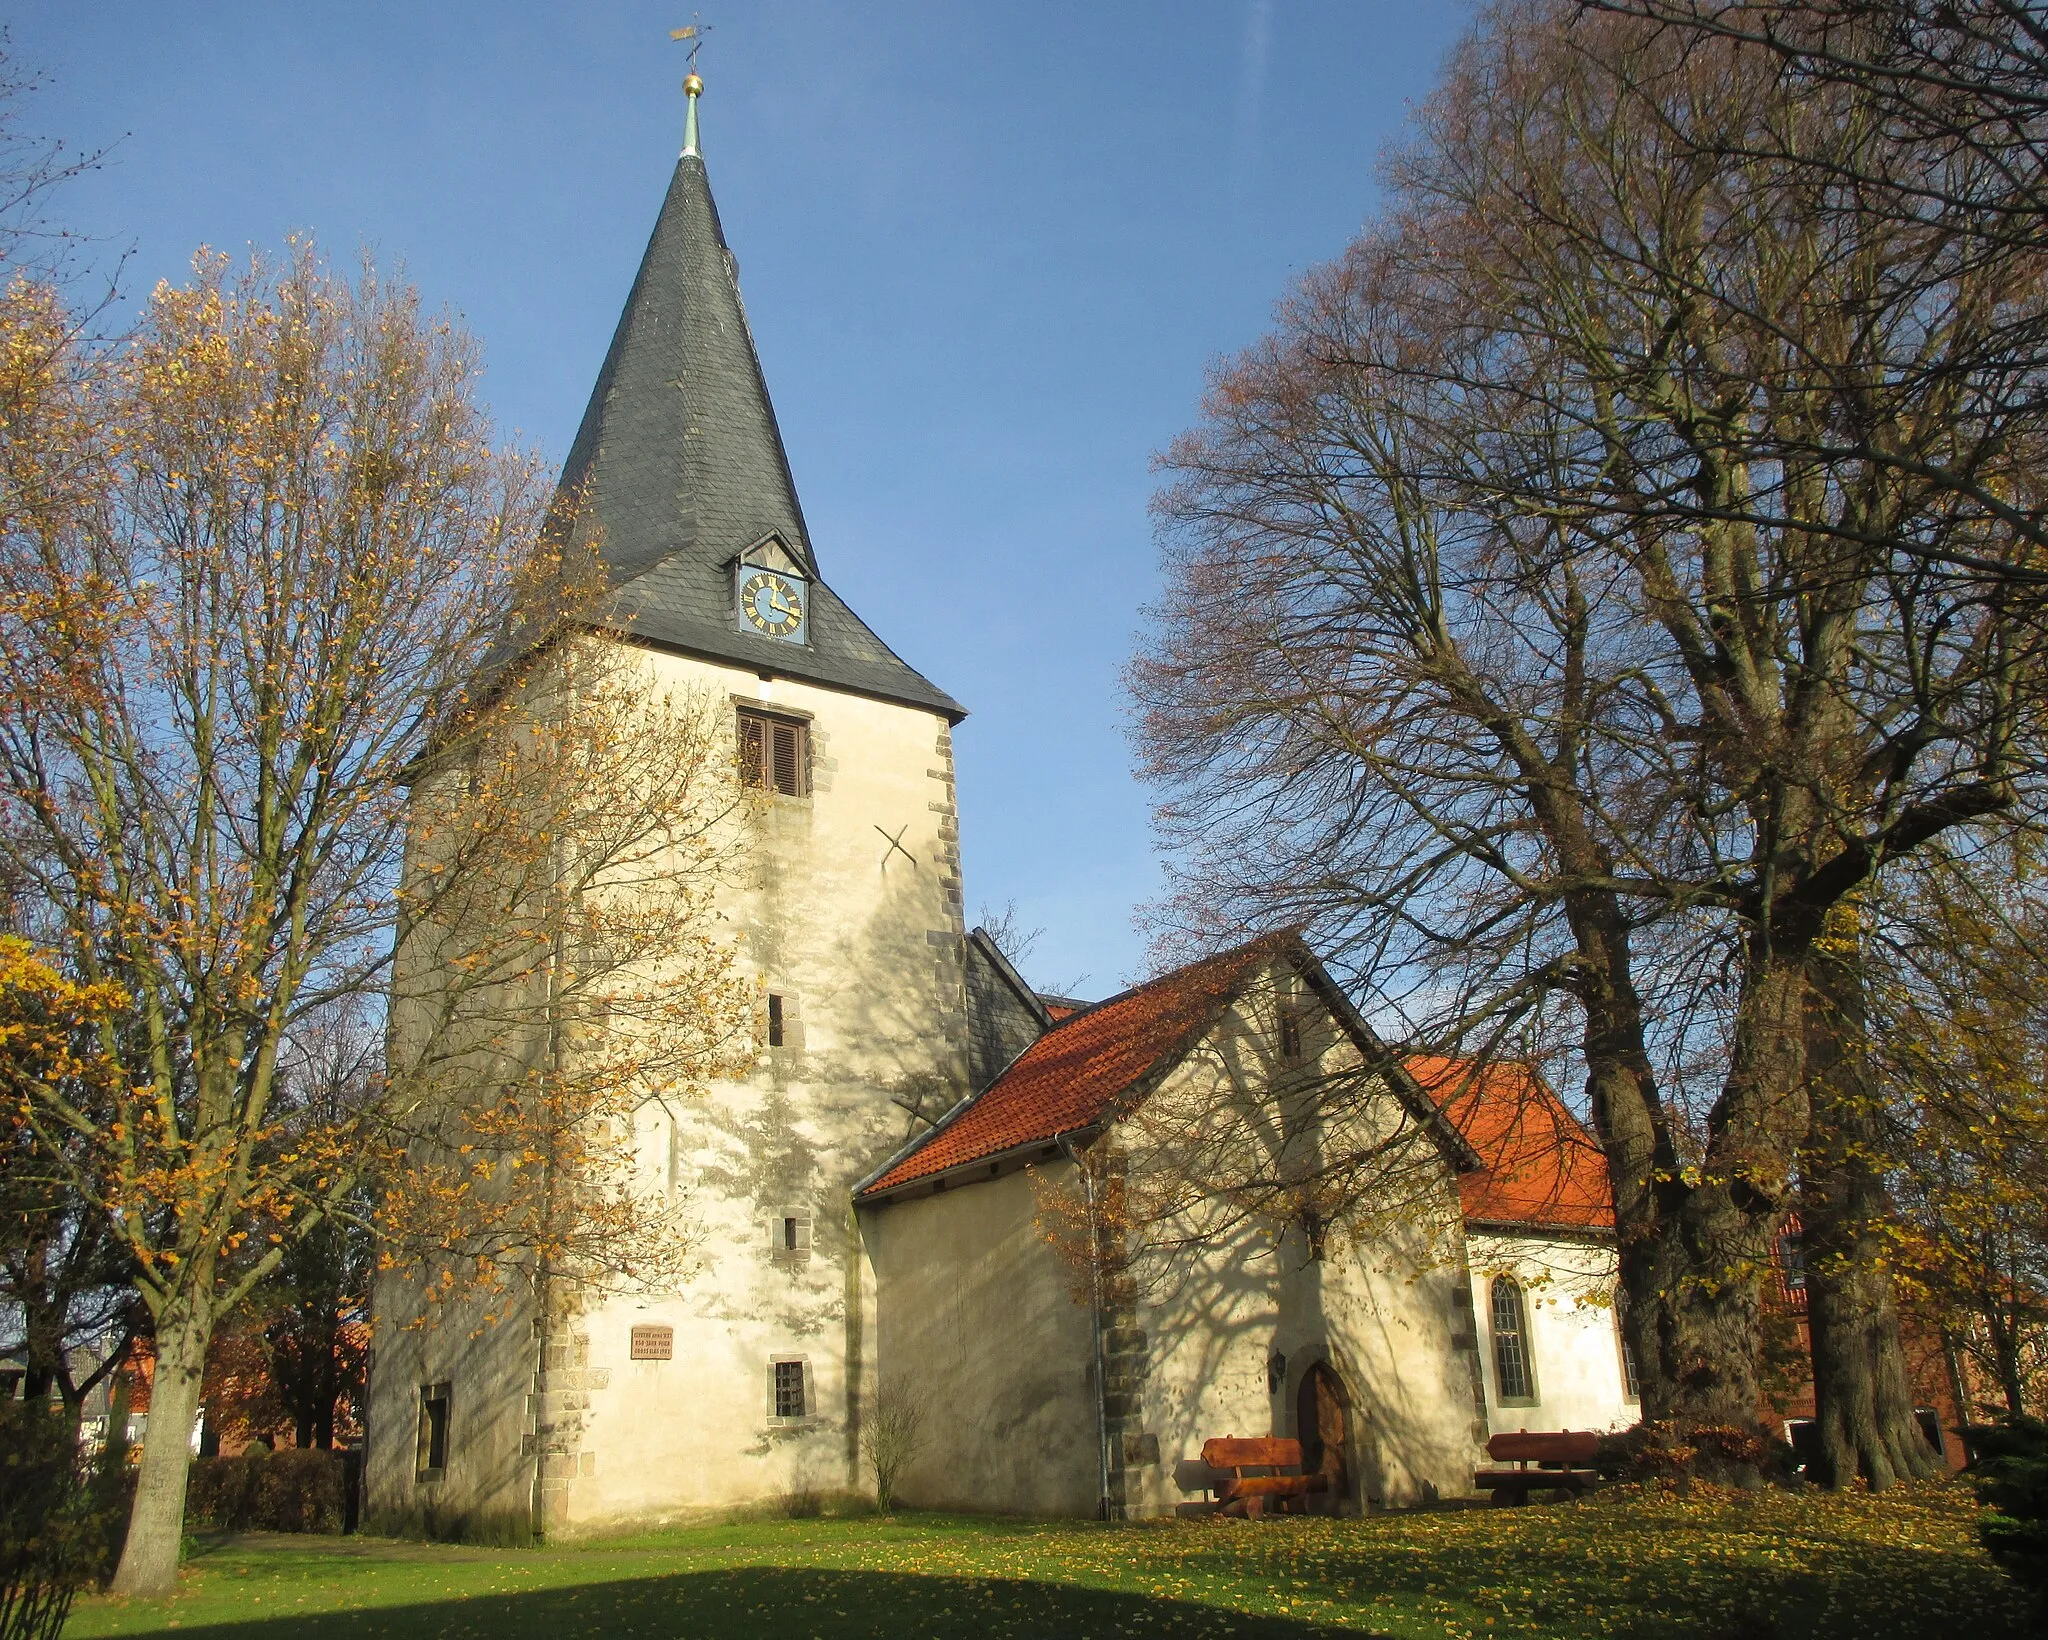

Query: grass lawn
left=63, top=1480, right=2029, bottom=1639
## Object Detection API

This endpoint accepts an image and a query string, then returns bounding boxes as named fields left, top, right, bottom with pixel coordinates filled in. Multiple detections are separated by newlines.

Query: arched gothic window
left=1490, top=1277, right=1536, bottom=1403
left=1615, top=1286, right=1641, bottom=1401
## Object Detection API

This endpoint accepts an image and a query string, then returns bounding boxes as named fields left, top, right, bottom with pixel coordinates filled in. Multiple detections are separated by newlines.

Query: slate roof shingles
left=559, top=149, right=962, bottom=721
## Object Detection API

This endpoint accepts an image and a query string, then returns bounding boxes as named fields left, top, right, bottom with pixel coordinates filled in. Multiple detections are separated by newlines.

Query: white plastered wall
left=859, top=964, right=1494, bottom=1519
left=860, top=1162, right=1104, bottom=1517
left=368, top=640, right=972, bottom=1535
left=1117, top=974, right=1489, bottom=1514
left=1466, top=1230, right=1639, bottom=1436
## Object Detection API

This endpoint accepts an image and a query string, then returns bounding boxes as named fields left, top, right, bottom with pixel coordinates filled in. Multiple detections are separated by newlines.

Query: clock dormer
left=733, top=534, right=810, bottom=646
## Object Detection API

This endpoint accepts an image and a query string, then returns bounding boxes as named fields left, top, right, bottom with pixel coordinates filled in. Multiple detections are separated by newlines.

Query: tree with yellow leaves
left=0, top=245, right=753, bottom=1595
left=1873, top=851, right=2048, bottom=1417
left=0, top=936, right=138, bottom=1419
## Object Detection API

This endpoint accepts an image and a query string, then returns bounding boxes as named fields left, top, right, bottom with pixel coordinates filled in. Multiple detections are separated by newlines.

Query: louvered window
left=737, top=709, right=808, bottom=797
left=1491, top=1278, right=1536, bottom=1403
left=1778, top=1231, right=1807, bottom=1292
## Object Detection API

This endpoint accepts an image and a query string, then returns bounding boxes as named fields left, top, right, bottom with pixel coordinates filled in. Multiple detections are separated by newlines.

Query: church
left=364, top=82, right=1638, bottom=1538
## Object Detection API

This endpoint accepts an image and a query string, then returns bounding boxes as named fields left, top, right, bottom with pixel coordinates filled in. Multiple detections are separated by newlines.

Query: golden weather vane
left=671, top=16, right=712, bottom=153
left=671, top=16, right=712, bottom=80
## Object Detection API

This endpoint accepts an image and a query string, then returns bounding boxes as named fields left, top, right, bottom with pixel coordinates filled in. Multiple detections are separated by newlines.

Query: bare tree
left=0, top=35, right=113, bottom=281
left=1139, top=0, right=2047, bottom=1469
left=860, top=1375, right=930, bottom=1514
left=1578, top=0, right=2048, bottom=590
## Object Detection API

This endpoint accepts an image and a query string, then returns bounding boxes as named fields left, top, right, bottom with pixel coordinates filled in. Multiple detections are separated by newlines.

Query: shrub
left=186, top=1448, right=345, bottom=1534
left=861, top=1376, right=930, bottom=1513
left=778, top=1485, right=823, bottom=1519
left=1597, top=1421, right=1797, bottom=1489
left=1967, top=1414, right=2048, bottom=1596
left=0, top=1403, right=115, bottom=1640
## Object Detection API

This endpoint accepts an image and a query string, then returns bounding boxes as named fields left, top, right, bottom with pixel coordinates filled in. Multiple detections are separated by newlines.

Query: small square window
left=416, top=1382, right=451, bottom=1480
left=768, top=993, right=785, bottom=1047
left=771, top=1358, right=808, bottom=1421
left=770, top=1208, right=813, bottom=1264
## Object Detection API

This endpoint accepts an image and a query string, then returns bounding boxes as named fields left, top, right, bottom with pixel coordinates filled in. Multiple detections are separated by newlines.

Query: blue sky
left=12, top=0, right=1472, bottom=996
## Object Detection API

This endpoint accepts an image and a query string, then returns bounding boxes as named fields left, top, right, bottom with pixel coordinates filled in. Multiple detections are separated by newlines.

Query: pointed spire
left=550, top=104, right=964, bottom=721
left=681, top=70, right=703, bottom=158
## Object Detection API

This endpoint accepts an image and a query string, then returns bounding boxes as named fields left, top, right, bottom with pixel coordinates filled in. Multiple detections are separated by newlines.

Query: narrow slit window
left=1778, top=1231, right=1807, bottom=1294
left=768, top=993, right=785, bottom=1047
left=1490, top=1278, right=1535, bottom=1403
left=1615, top=1291, right=1641, bottom=1401
left=1276, top=977, right=1306, bottom=1062
left=737, top=708, right=808, bottom=797
left=771, top=1208, right=812, bottom=1263
left=772, top=1358, right=807, bottom=1420
left=416, top=1382, right=451, bottom=1478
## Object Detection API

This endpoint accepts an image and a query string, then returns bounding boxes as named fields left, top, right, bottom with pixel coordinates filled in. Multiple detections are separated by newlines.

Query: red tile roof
left=1407, top=1056, right=1614, bottom=1232
left=860, top=939, right=1283, bottom=1197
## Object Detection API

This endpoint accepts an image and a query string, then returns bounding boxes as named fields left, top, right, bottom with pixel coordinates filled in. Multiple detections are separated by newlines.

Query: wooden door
left=1295, top=1362, right=1350, bottom=1509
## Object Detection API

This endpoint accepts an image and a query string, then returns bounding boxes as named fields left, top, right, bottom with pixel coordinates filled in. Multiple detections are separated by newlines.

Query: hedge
left=185, top=1448, right=345, bottom=1534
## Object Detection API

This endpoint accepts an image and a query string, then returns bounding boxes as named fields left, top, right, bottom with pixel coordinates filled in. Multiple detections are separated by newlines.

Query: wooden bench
left=1201, top=1436, right=1328, bottom=1519
left=1473, top=1430, right=1603, bottom=1505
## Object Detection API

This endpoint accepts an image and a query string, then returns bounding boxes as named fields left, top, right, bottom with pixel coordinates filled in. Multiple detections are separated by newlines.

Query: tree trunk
left=1650, top=950, right=1812, bottom=1434
left=313, top=1314, right=339, bottom=1449
left=1806, top=1251, right=1935, bottom=1485
left=1652, top=1183, right=1776, bottom=1430
left=1566, top=889, right=1683, bottom=1419
left=1985, top=1298, right=2027, bottom=1414
left=18, top=1242, right=65, bottom=1405
left=111, top=1298, right=213, bottom=1598
left=1800, top=927, right=1938, bottom=1489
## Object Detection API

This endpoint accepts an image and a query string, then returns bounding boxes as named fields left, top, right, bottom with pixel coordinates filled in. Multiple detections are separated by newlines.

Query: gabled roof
left=1407, top=1056, right=1615, bottom=1233
left=857, top=932, right=1474, bottom=1200
left=967, top=928, right=1054, bottom=1032
left=557, top=141, right=963, bottom=722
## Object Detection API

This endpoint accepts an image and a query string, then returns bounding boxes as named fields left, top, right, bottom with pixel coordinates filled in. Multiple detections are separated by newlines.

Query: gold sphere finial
left=683, top=71, right=704, bottom=96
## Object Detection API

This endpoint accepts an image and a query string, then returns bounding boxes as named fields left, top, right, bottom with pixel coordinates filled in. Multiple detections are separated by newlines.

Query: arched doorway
left=1295, top=1361, right=1351, bottom=1511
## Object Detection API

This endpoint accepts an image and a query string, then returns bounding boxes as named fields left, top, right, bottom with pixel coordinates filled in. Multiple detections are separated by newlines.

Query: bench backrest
left=1487, top=1430, right=1601, bottom=1464
left=1202, top=1437, right=1303, bottom=1471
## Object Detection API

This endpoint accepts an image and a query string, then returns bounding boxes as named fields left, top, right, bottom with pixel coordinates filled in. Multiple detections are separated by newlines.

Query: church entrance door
left=1295, top=1362, right=1351, bottom=1511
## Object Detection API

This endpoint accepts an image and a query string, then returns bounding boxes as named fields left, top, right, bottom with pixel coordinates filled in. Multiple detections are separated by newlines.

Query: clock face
left=738, top=568, right=807, bottom=643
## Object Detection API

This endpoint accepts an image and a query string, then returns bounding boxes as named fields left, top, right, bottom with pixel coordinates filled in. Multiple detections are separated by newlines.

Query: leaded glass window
left=1491, top=1278, right=1536, bottom=1402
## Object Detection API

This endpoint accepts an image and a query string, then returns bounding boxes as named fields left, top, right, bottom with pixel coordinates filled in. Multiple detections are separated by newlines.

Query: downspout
left=529, top=909, right=564, bottom=1543
left=1058, top=1131, right=1112, bottom=1520
left=530, top=659, right=576, bottom=1543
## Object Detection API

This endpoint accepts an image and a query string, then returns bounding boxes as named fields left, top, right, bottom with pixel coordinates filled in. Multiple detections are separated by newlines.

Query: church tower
left=367, top=75, right=972, bottom=1536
